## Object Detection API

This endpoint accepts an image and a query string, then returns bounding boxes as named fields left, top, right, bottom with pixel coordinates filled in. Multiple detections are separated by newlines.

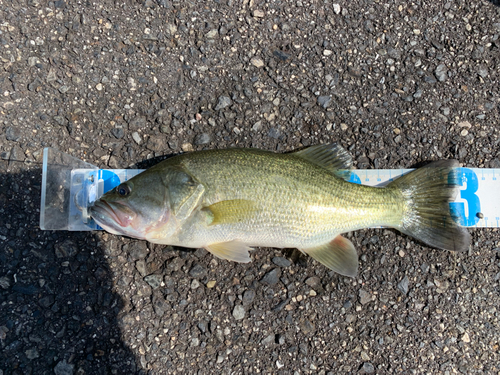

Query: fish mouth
left=89, top=200, right=135, bottom=233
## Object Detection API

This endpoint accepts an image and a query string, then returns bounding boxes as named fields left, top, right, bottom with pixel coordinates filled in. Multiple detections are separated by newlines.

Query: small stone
left=189, top=264, right=207, bottom=279
left=144, top=274, right=162, bottom=289
left=317, top=95, right=331, bottom=108
left=250, top=57, right=265, bottom=68
left=333, top=4, right=341, bottom=14
left=206, top=280, right=216, bottom=288
left=413, top=29, right=421, bottom=35
left=462, top=332, right=470, bottom=343
left=111, top=127, right=124, bottom=139
left=361, top=351, right=370, bottom=361
left=191, top=279, right=200, bottom=289
left=54, top=360, right=74, bottom=375
left=206, top=29, right=218, bottom=38
left=25, top=348, right=39, bottom=359
left=181, top=143, right=194, bottom=152
left=2, top=102, right=15, bottom=110
left=232, top=305, right=245, bottom=320
left=323, top=49, right=333, bottom=56
left=435, top=64, right=448, bottom=82
left=96, top=83, right=103, bottom=91
left=252, top=9, right=265, bottom=17
left=358, top=289, right=371, bottom=305
left=261, top=334, right=274, bottom=346
left=194, top=133, right=211, bottom=145
left=132, top=132, right=142, bottom=144
left=55, top=240, right=78, bottom=258
left=127, top=242, right=149, bottom=260
left=252, top=121, right=263, bottom=132
left=272, top=257, right=291, bottom=267
left=0, top=276, right=10, bottom=289
left=346, top=314, right=356, bottom=323
left=460, top=129, right=468, bottom=136
left=215, top=96, right=231, bottom=110
left=260, top=268, right=280, bottom=285
left=5, top=127, right=20, bottom=141
left=397, top=275, right=409, bottom=295
left=362, top=362, right=375, bottom=374
left=242, top=289, right=256, bottom=305
left=478, top=66, right=488, bottom=78
left=135, top=260, right=147, bottom=276
left=299, top=319, right=315, bottom=335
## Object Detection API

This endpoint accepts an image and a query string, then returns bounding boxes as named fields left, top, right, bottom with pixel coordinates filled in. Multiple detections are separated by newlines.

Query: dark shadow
left=0, top=161, right=139, bottom=374
left=488, top=0, right=500, bottom=6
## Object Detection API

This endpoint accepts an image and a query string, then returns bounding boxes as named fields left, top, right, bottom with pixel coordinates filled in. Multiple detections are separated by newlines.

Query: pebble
left=144, top=275, right=162, bottom=289
left=252, top=9, right=265, bottom=17
left=206, top=29, right=218, bottom=38
left=54, top=360, right=74, bottom=375
left=317, top=95, right=332, bottom=109
left=398, top=275, right=409, bottom=295
left=132, top=132, right=142, bottom=144
left=250, top=57, right=265, bottom=68
left=462, top=332, right=470, bottom=343
left=111, top=127, right=124, bottom=139
left=323, top=49, right=333, bottom=56
left=189, top=264, right=207, bottom=279
left=215, top=96, right=231, bottom=110
left=333, top=4, right=341, bottom=14
left=127, top=242, right=149, bottom=260
left=260, top=268, right=280, bottom=285
left=359, top=289, right=372, bottom=305
left=25, top=348, right=40, bottom=359
left=181, top=143, right=194, bottom=152
left=435, top=64, right=448, bottom=82
left=272, top=257, right=291, bottom=267
left=242, top=289, right=256, bottom=305
left=232, top=305, right=245, bottom=320
left=194, top=133, right=211, bottom=145
left=299, top=319, right=315, bottom=335
left=5, top=127, right=20, bottom=141
left=261, top=334, right=274, bottom=346
left=206, top=280, right=216, bottom=288
left=191, top=279, right=200, bottom=289
left=362, top=362, right=375, bottom=373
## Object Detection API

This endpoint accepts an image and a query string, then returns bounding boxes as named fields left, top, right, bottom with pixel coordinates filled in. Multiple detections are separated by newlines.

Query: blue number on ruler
left=449, top=168, right=480, bottom=226
left=348, top=173, right=362, bottom=185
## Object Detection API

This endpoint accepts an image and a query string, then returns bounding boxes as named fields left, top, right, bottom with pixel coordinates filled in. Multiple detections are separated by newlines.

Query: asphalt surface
left=1, top=0, right=500, bottom=374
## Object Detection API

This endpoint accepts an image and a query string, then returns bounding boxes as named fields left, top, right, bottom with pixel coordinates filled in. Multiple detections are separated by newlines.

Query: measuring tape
left=64, top=167, right=496, bottom=230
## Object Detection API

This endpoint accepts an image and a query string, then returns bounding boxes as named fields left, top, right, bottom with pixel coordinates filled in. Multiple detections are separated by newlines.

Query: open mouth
left=89, top=200, right=134, bottom=229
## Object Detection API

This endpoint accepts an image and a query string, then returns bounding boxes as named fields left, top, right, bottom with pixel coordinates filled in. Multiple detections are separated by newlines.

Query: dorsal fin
left=292, top=143, right=353, bottom=180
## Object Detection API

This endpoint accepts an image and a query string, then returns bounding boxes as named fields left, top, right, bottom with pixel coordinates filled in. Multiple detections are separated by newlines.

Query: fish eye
left=117, top=183, right=131, bottom=197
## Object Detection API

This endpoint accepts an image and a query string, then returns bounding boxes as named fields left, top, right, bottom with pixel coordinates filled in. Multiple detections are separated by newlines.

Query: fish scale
left=171, top=148, right=403, bottom=249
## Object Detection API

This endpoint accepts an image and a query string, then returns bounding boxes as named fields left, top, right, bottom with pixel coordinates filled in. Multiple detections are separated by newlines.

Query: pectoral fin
left=205, top=199, right=258, bottom=226
left=205, top=240, right=253, bottom=263
left=302, top=235, right=358, bottom=277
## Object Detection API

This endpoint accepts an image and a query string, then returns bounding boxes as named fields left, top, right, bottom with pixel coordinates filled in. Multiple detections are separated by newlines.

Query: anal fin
left=302, top=235, right=358, bottom=277
left=205, top=240, right=253, bottom=263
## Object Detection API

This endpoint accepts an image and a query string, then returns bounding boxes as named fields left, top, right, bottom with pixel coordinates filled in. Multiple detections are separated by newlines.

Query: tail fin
left=387, top=160, right=470, bottom=252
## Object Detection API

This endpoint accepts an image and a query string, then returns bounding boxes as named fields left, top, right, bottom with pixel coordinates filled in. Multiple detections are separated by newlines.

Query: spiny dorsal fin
left=302, top=235, right=358, bottom=277
left=205, top=240, right=252, bottom=263
left=292, top=143, right=353, bottom=180
left=205, top=199, right=258, bottom=226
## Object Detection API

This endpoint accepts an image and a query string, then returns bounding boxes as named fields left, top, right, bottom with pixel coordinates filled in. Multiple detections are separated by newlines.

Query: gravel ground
left=1, top=0, right=500, bottom=374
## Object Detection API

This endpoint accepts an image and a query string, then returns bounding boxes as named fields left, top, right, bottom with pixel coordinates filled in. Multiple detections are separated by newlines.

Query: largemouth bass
left=89, top=144, right=470, bottom=276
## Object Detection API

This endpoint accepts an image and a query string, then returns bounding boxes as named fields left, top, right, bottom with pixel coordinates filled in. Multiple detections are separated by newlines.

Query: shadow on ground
left=0, top=163, right=139, bottom=374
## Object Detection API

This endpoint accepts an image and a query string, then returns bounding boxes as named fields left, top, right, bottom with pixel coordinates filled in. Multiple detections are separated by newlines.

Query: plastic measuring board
left=65, top=167, right=497, bottom=231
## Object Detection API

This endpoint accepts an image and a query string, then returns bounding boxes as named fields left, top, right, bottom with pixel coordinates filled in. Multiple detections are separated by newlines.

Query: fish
left=89, top=143, right=470, bottom=277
